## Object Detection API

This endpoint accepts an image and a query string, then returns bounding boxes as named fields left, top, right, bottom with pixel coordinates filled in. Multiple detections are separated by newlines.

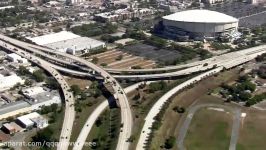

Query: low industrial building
left=27, top=31, right=80, bottom=45
left=6, top=53, right=28, bottom=63
left=0, top=89, right=61, bottom=120
left=28, top=113, right=48, bottom=129
left=16, top=116, right=34, bottom=129
left=26, top=31, right=105, bottom=55
left=21, top=86, right=61, bottom=110
left=0, top=6, right=14, bottom=10
left=66, top=0, right=86, bottom=4
left=0, top=73, right=24, bottom=91
left=16, top=112, right=48, bottom=129
left=1, top=122, right=23, bottom=134
left=6, top=53, right=21, bottom=62
left=22, top=87, right=45, bottom=98
left=1, top=123, right=15, bottom=134
left=94, top=8, right=154, bottom=22
left=204, top=0, right=224, bottom=4
left=44, top=37, right=106, bottom=55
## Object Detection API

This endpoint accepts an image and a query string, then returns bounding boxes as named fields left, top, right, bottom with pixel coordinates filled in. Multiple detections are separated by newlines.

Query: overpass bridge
left=1, top=34, right=266, bottom=77
left=0, top=41, right=75, bottom=150
left=0, top=40, right=133, bottom=150
left=1, top=34, right=266, bottom=150
left=22, top=46, right=266, bottom=80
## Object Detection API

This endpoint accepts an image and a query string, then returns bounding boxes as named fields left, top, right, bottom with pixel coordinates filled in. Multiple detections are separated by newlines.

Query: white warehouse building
left=0, top=74, right=24, bottom=91
left=27, top=31, right=106, bottom=55
left=44, top=37, right=106, bottom=55
left=160, top=9, right=239, bottom=40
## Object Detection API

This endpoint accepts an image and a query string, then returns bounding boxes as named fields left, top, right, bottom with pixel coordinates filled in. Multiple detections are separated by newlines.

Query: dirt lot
left=236, top=109, right=266, bottom=150
left=184, top=107, right=233, bottom=150
left=150, top=69, right=240, bottom=149
left=64, top=76, right=92, bottom=90
left=89, top=50, right=156, bottom=69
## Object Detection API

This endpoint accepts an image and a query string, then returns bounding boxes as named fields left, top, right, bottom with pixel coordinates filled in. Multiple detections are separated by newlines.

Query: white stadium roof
left=163, top=9, right=238, bottom=23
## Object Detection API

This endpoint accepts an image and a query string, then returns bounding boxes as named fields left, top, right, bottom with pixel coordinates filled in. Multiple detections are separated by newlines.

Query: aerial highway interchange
left=0, top=34, right=266, bottom=150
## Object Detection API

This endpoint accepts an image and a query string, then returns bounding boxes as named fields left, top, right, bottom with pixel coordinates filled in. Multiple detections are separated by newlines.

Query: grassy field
left=86, top=108, right=121, bottom=150
left=236, top=109, right=266, bottom=150
left=69, top=97, right=104, bottom=144
left=127, top=79, right=189, bottom=150
left=150, top=69, right=239, bottom=149
left=49, top=109, right=65, bottom=140
left=184, top=108, right=233, bottom=150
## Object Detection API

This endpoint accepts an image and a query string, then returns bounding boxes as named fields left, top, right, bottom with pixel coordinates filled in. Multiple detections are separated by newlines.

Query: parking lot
left=122, top=43, right=181, bottom=64
left=208, top=2, right=266, bottom=27
left=239, top=11, right=266, bottom=28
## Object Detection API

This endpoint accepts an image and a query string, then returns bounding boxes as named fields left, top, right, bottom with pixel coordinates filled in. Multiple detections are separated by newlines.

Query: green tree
left=148, top=81, right=167, bottom=93
left=32, top=70, right=45, bottom=82
left=32, top=127, right=55, bottom=147
left=173, top=106, right=186, bottom=113
left=127, top=135, right=136, bottom=142
left=91, top=57, right=98, bottom=64
left=18, top=66, right=30, bottom=75
left=115, top=55, right=123, bottom=61
left=71, top=85, right=81, bottom=96
left=45, top=78, right=59, bottom=90
left=95, top=117, right=102, bottom=127
left=164, top=136, right=176, bottom=149
left=239, top=92, right=252, bottom=101
left=50, top=103, right=58, bottom=112
left=24, top=79, right=33, bottom=86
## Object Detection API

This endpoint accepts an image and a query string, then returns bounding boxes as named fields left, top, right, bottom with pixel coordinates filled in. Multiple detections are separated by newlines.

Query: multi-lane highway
left=0, top=41, right=75, bottom=150
left=1, top=33, right=266, bottom=77
left=136, top=45, right=266, bottom=149
left=1, top=33, right=266, bottom=150
left=136, top=67, right=223, bottom=150
left=1, top=34, right=266, bottom=77
left=73, top=81, right=153, bottom=150
left=32, top=46, right=266, bottom=80
left=0, top=36, right=133, bottom=150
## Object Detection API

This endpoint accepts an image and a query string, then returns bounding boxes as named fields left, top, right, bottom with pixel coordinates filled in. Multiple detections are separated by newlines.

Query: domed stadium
left=161, top=9, right=239, bottom=40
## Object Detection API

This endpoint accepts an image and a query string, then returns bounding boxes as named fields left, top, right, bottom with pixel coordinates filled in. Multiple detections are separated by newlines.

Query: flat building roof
left=43, top=37, right=105, bottom=52
left=27, top=31, right=80, bottom=45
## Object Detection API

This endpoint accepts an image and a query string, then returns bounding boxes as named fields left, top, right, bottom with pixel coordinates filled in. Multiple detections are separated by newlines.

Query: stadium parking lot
left=122, top=43, right=181, bottom=64
left=239, top=12, right=266, bottom=28
left=208, top=2, right=266, bottom=18
left=208, top=2, right=266, bottom=27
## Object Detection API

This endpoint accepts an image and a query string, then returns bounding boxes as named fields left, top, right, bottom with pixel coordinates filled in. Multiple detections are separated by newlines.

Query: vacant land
left=88, top=49, right=156, bottom=69
left=123, top=43, right=181, bottom=64
left=236, top=109, right=266, bottom=150
left=65, top=77, right=92, bottom=90
left=150, top=69, right=239, bottom=149
left=184, top=108, right=233, bottom=150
